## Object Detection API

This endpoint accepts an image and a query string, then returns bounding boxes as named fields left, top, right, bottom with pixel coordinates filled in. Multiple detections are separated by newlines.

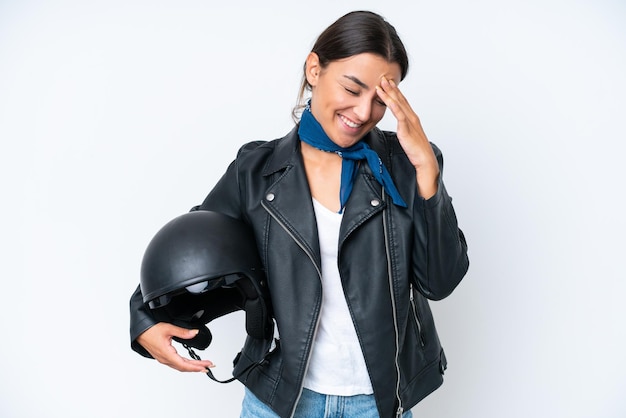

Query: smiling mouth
left=339, top=114, right=363, bottom=129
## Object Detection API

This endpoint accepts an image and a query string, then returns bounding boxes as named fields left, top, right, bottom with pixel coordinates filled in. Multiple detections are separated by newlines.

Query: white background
left=1, top=0, right=625, bottom=417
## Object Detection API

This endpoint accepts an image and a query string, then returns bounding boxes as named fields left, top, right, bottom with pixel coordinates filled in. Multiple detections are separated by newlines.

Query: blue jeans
left=241, top=387, right=414, bottom=418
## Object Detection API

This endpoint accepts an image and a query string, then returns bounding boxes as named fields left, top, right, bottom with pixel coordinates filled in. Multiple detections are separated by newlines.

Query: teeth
left=340, top=115, right=361, bottom=128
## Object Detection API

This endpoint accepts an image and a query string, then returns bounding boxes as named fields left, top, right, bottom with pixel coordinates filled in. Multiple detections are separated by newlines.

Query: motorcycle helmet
left=140, top=210, right=273, bottom=351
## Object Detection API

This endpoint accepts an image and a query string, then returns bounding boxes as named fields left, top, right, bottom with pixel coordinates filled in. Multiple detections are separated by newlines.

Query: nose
left=353, top=98, right=372, bottom=122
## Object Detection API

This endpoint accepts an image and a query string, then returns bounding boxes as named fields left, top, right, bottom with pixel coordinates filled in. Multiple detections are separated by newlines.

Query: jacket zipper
left=409, top=284, right=426, bottom=347
left=261, top=200, right=323, bottom=418
left=381, top=190, right=404, bottom=418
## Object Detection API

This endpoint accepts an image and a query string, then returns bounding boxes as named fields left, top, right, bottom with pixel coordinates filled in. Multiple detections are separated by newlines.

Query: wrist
left=415, top=164, right=439, bottom=199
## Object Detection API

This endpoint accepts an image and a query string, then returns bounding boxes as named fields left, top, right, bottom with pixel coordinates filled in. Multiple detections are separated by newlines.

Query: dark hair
left=293, top=11, right=409, bottom=121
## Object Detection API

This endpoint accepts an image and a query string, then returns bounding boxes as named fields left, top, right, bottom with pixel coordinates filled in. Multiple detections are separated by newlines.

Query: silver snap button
left=370, top=199, right=380, bottom=207
left=266, top=193, right=275, bottom=202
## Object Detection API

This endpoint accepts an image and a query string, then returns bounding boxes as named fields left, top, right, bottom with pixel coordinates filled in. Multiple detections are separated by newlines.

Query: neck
left=300, top=141, right=341, bottom=162
left=300, top=140, right=343, bottom=213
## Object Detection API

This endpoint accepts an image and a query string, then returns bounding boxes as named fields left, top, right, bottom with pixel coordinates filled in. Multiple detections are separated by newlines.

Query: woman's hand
left=376, top=77, right=439, bottom=199
left=136, top=322, right=215, bottom=372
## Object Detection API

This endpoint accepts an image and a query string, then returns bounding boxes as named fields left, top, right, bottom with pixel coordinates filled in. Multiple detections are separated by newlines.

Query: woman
left=129, top=10, right=469, bottom=418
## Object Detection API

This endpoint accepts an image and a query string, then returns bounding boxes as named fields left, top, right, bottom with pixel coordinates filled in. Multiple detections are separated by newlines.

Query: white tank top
left=302, top=199, right=374, bottom=395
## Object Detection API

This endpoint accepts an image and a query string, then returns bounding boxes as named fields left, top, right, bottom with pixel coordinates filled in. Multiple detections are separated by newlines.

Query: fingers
left=375, top=77, right=422, bottom=141
left=137, top=323, right=215, bottom=373
left=375, top=77, right=438, bottom=175
left=158, top=342, right=215, bottom=372
left=167, top=323, right=201, bottom=340
left=376, top=77, right=415, bottom=124
left=379, top=77, right=406, bottom=105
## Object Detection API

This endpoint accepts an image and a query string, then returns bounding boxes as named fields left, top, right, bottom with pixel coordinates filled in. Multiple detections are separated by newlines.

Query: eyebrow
left=342, top=75, right=369, bottom=90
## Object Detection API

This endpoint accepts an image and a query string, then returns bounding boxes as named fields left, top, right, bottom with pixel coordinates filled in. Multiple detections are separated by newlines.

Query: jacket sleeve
left=128, top=284, right=156, bottom=358
left=412, top=143, right=469, bottom=300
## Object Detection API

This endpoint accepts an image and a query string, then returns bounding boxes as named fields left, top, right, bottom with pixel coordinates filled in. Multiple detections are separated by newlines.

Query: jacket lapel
left=261, top=127, right=321, bottom=268
left=339, top=129, right=388, bottom=245
left=339, top=162, right=387, bottom=246
left=260, top=127, right=390, bottom=265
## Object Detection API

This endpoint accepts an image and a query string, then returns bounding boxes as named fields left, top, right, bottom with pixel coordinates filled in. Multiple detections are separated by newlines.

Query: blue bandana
left=297, top=103, right=407, bottom=212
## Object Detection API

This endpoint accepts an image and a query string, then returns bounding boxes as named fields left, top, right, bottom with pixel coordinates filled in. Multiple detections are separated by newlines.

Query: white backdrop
left=1, top=0, right=625, bottom=417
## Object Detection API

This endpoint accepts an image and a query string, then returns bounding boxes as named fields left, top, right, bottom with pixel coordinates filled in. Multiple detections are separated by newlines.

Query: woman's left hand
left=376, top=77, right=439, bottom=199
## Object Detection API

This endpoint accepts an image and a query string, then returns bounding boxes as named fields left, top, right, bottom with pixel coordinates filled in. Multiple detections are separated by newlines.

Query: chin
left=329, top=135, right=359, bottom=148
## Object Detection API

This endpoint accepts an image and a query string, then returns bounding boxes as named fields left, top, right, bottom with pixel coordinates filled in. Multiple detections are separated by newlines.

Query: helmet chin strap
left=182, top=342, right=276, bottom=384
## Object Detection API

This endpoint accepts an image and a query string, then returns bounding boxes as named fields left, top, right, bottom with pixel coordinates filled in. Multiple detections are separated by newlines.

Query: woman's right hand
left=136, top=322, right=215, bottom=372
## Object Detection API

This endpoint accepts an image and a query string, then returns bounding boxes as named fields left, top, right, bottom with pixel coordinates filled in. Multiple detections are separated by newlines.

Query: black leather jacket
left=129, top=126, right=469, bottom=418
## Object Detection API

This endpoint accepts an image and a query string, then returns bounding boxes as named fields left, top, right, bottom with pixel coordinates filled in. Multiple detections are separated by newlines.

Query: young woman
left=129, top=10, right=469, bottom=418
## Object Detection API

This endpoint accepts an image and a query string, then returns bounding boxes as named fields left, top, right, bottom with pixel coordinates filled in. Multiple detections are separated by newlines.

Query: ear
left=305, top=52, right=321, bottom=87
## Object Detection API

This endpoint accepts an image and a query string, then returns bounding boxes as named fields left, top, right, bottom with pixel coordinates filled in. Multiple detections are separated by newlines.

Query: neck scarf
left=298, top=103, right=407, bottom=212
